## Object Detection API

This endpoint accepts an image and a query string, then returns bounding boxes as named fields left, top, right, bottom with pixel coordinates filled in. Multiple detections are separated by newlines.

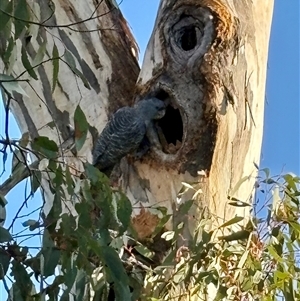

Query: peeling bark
left=0, top=0, right=139, bottom=209
left=0, top=0, right=274, bottom=299
left=120, top=0, right=274, bottom=247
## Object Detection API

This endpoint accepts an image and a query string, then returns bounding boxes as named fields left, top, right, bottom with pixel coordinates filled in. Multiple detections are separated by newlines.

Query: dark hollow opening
left=155, top=90, right=169, bottom=101
left=157, top=105, right=183, bottom=146
left=180, top=26, right=197, bottom=51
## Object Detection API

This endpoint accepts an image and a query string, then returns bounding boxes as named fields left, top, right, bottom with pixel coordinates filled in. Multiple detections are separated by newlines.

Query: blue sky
left=0, top=0, right=299, bottom=298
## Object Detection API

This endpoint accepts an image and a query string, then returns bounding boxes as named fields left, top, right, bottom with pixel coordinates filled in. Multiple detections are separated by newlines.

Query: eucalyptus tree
left=0, top=1, right=276, bottom=300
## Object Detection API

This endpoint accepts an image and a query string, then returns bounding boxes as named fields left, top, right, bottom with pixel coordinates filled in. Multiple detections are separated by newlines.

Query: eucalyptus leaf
left=0, top=226, right=12, bottom=242
left=52, top=43, right=59, bottom=92
left=0, top=74, right=28, bottom=96
left=0, top=248, right=10, bottom=279
left=0, top=0, right=12, bottom=31
left=74, top=105, right=89, bottom=152
left=21, top=46, right=38, bottom=80
left=14, top=0, right=29, bottom=39
left=32, top=40, right=47, bottom=66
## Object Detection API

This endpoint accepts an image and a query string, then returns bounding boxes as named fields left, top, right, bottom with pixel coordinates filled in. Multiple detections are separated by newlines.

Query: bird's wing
left=93, top=107, right=146, bottom=169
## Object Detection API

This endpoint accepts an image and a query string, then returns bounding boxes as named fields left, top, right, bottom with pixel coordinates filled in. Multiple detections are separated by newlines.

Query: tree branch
left=0, top=160, right=39, bottom=196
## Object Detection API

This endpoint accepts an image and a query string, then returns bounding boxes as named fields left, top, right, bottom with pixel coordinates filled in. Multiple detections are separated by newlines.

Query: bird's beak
left=154, top=107, right=166, bottom=120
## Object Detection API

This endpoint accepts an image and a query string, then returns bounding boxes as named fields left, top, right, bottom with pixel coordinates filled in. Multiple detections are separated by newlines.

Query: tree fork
left=0, top=1, right=274, bottom=298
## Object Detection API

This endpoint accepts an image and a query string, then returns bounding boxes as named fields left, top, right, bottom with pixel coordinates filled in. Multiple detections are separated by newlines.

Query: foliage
left=0, top=133, right=134, bottom=300
left=0, top=127, right=300, bottom=300
left=139, top=171, right=300, bottom=301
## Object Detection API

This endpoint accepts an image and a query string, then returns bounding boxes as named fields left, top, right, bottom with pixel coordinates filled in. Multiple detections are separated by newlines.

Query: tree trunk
left=120, top=0, right=274, bottom=241
left=0, top=0, right=140, bottom=211
left=0, top=0, right=274, bottom=300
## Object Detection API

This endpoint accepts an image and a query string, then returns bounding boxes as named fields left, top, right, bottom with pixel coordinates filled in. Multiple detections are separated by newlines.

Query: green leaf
left=134, top=245, right=154, bottom=259
left=152, top=214, right=172, bottom=236
left=161, top=231, right=175, bottom=241
left=75, top=269, right=87, bottom=301
left=196, top=271, right=213, bottom=282
left=48, top=192, right=62, bottom=222
left=21, top=46, right=38, bottom=80
left=11, top=260, right=33, bottom=298
left=284, top=173, right=298, bottom=191
left=274, top=270, right=290, bottom=280
left=65, top=166, right=74, bottom=195
left=219, top=230, right=250, bottom=242
left=101, top=246, right=131, bottom=301
left=52, top=43, right=59, bottom=93
left=60, top=265, right=77, bottom=301
left=11, top=282, right=24, bottom=301
left=261, top=168, right=270, bottom=179
left=53, top=165, right=64, bottom=187
left=228, top=198, right=251, bottom=207
left=289, top=221, right=300, bottom=234
left=22, top=219, right=38, bottom=227
left=60, top=214, right=77, bottom=242
left=75, top=202, right=92, bottom=229
left=219, top=216, right=244, bottom=228
left=84, top=163, right=101, bottom=183
left=282, top=278, right=296, bottom=301
left=42, top=247, right=60, bottom=277
left=28, top=2, right=40, bottom=39
left=237, top=250, right=249, bottom=269
left=253, top=270, right=263, bottom=284
left=47, top=276, right=64, bottom=300
left=101, top=246, right=128, bottom=284
left=73, top=67, right=91, bottom=89
left=64, top=50, right=76, bottom=68
left=42, top=230, right=60, bottom=277
left=0, top=0, right=13, bottom=31
left=262, top=178, right=277, bottom=184
left=11, top=148, right=24, bottom=172
left=267, top=245, right=284, bottom=263
left=31, top=136, right=58, bottom=159
left=32, top=40, right=47, bottom=66
left=0, top=248, right=10, bottom=279
left=114, top=281, right=131, bottom=301
left=177, top=199, right=194, bottom=215
left=1, top=149, right=7, bottom=177
left=30, top=170, right=41, bottom=193
left=241, top=276, right=253, bottom=292
left=14, top=0, right=29, bottom=39
left=0, top=206, right=6, bottom=226
left=0, top=74, right=28, bottom=96
left=22, top=219, right=40, bottom=231
left=117, top=194, right=132, bottom=235
left=2, top=36, right=14, bottom=65
left=74, top=105, right=89, bottom=152
left=0, top=226, right=13, bottom=242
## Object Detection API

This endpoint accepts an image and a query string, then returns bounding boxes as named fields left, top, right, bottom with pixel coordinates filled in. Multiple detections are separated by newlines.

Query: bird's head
left=135, top=98, right=166, bottom=120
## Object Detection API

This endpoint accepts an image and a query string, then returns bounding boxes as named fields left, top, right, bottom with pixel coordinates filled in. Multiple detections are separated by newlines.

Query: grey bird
left=92, top=98, right=166, bottom=174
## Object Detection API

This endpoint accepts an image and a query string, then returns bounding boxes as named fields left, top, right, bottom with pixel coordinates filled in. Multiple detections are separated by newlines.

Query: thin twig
left=0, top=0, right=116, bottom=32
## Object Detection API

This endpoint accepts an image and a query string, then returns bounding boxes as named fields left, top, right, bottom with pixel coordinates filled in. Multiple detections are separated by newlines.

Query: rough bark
left=120, top=0, right=274, bottom=245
